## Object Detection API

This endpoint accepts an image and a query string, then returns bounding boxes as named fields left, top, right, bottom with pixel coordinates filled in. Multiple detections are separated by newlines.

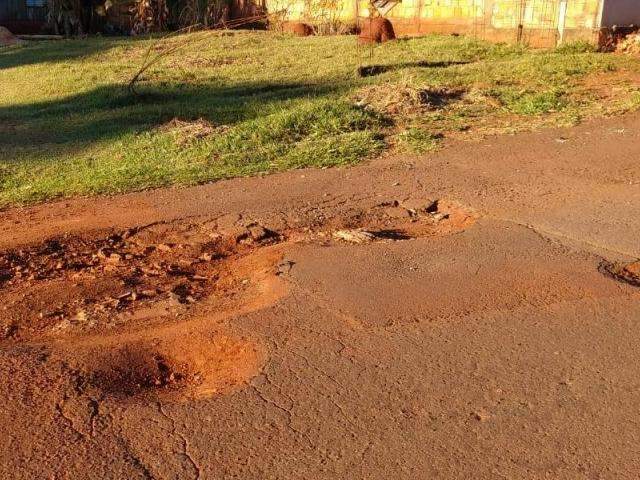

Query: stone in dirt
left=603, top=260, right=640, bottom=286
left=624, top=261, right=640, bottom=276
left=618, top=261, right=640, bottom=285
left=247, top=224, right=270, bottom=242
left=276, top=259, right=295, bottom=276
left=401, top=197, right=437, bottom=215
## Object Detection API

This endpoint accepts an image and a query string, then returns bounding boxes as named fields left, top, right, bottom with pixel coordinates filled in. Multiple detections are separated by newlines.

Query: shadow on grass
left=0, top=37, right=137, bottom=70
left=0, top=80, right=342, bottom=157
left=357, top=60, right=472, bottom=77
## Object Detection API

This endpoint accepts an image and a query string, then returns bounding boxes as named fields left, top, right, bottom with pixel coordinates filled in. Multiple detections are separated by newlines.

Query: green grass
left=398, top=127, right=442, bottom=153
left=1, top=31, right=640, bottom=207
left=554, top=40, right=598, bottom=54
left=497, top=87, right=567, bottom=115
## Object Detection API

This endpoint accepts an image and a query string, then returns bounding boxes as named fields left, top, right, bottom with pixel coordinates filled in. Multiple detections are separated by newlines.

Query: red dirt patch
left=67, top=330, right=263, bottom=401
left=0, top=199, right=477, bottom=403
left=576, top=70, right=640, bottom=103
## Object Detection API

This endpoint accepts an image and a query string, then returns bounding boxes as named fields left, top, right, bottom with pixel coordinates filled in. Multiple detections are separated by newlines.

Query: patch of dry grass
left=354, top=82, right=465, bottom=115
left=156, top=118, right=226, bottom=145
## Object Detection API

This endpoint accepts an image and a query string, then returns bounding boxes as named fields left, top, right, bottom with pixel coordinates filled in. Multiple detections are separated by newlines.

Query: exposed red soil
left=0, top=198, right=473, bottom=404
left=58, top=327, right=264, bottom=401
left=576, top=70, right=640, bottom=103
left=0, top=221, right=280, bottom=342
left=3, top=114, right=640, bottom=479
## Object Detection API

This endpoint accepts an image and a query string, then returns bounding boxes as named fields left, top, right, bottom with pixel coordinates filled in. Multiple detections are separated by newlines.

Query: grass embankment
left=1, top=32, right=640, bottom=206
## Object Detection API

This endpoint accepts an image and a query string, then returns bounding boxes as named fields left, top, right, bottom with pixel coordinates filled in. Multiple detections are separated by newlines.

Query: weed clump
left=354, top=83, right=464, bottom=115
left=555, top=41, right=598, bottom=54
left=156, top=118, right=224, bottom=146
left=496, top=88, right=566, bottom=115
left=398, top=128, right=443, bottom=153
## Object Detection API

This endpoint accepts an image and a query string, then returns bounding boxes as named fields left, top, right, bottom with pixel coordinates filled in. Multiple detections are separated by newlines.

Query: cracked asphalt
left=1, top=113, right=640, bottom=479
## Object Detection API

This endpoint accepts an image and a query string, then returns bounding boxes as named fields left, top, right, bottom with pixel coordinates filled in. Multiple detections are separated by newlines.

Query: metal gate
left=373, top=0, right=602, bottom=47
left=475, top=0, right=600, bottom=47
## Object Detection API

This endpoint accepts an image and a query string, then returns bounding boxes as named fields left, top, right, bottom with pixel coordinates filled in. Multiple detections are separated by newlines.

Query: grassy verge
left=1, top=31, right=640, bottom=207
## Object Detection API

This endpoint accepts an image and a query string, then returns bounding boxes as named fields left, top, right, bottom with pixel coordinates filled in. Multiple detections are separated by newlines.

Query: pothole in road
left=329, top=199, right=477, bottom=244
left=0, top=221, right=282, bottom=341
left=76, top=332, right=262, bottom=401
left=0, top=198, right=476, bottom=341
left=0, top=197, right=477, bottom=403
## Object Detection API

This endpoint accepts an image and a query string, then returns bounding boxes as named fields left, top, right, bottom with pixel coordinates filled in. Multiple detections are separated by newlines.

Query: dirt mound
left=0, top=26, right=21, bottom=47
left=354, top=83, right=464, bottom=114
left=358, top=17, right=395, bottom=44
left=282, top=22, right=314, bottom=37
left=89, top=343, right=193, bottom=396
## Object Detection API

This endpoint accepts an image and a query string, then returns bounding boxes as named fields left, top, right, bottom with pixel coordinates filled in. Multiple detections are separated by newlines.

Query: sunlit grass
left=1, top=32, right=640, bottom=207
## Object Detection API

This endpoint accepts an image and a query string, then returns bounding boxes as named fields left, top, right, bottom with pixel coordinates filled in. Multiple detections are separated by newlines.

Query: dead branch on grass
left=127, top=24, right=201, bottom=96
left=127, top=15, right=269, bottom=96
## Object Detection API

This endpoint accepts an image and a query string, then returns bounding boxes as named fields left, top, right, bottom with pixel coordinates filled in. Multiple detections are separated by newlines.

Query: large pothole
left=0, top=220, right=282, bottom=341
left=0, top=198, right=476, bottom=342
left=1, top=197, right=477, bottom=403
left=69, top=331, right=263, bottom=401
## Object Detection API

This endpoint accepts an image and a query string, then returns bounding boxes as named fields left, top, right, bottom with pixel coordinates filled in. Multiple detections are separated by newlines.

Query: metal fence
left=374, top=0, right=601, bottom=47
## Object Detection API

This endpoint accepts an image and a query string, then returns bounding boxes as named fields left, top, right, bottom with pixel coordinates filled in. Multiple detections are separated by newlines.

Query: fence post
left=557, top=0, right=567, bottom=45
left=516, top=0, right=524, bottom=44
